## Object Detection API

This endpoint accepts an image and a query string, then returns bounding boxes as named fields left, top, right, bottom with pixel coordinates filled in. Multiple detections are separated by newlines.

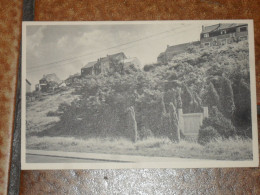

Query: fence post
left=178, top=108, right=184, bottom=135
left=127, top=106, right=138, bottom=143
left=169, top=103, right=180, bottom=142
left=203, top=107, right=208, bottom=118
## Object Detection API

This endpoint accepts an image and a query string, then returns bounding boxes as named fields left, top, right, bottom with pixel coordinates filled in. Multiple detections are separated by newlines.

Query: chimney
left=167, top=45, right=170, bottom=48
left=202, top=25, right=204, bottom=31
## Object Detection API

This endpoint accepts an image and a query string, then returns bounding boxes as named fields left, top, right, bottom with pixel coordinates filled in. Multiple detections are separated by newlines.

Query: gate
left=178, top=107, right=208, bottom=138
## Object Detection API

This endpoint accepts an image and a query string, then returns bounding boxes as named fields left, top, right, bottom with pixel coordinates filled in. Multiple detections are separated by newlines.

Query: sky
left=26, top=22, right=203, bottom=89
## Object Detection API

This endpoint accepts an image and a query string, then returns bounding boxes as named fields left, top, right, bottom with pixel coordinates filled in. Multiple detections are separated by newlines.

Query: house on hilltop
left=200, top=23, right=248, bottom=47
left=81, top=52, right=141, bottom=76
left=96, top=52, right=127, bottom=74
left=81, top=61, right=96, bottom=76
left=81, top=52, right=127, bottom=76
left=157, top=41, right=200, bottom=64
left=37, top=73, right=61, bottom=92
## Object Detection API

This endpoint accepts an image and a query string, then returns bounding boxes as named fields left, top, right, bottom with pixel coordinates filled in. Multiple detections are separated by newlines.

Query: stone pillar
left=203, top=107, right=208, bottom=118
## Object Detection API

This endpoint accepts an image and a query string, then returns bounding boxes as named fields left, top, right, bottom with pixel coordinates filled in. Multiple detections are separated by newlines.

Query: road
left=25, top=149, right=204, bottom=164
left=27, top=154, right=109, bottom=163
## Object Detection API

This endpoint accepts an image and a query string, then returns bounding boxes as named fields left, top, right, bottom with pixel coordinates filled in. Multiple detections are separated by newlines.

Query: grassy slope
left=26, top=89, right=77, bottom=135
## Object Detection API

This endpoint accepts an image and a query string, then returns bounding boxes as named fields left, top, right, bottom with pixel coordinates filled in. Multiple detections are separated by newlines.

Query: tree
left=198, top=126, right=220, bottom=145
left=181, top=85, right=193, bottom=113
left=199, top=106, right=236, bottom=140
left=168, top=103, right=180, bottom=142
left=233, top=79, right=252, bottom=137
left=204, top=82, right=220, bottom=108
left=176, top=88, right=183, bottom=109
left=220, top=77, right=235, bottom=119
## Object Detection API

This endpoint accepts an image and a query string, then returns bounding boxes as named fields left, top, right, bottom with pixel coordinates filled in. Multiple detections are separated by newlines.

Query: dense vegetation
left=48, top=41, right=251, bottom=143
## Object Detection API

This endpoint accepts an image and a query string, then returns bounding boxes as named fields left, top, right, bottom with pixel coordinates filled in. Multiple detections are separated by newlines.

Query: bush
left=198, top=107, right=236, bottom=144
left=198, top=126, right=220, bottom=145
left=219, top=77, right=235, bottom=118
left=203, top=82, right=219, bottom=108
left=46, top=111, right=58, bottom=117
left=138, top=127, right=154, bottom=140
left=143, top=64, right=155, bottom=72
left=209, top=107, right=236, bottom=138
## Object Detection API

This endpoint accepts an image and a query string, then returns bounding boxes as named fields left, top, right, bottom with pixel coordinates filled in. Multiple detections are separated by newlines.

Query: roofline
left=166, top=41, right=195, bottom=51
left=201, top=23, right=248, bottom=34
left=81, top=66, right=94, bottom=70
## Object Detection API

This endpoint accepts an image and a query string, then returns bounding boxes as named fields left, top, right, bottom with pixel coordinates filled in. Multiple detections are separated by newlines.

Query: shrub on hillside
left=219, top=77, right=235, bottom=119
left=198, top=126, right=220, bottom=145
left=198, top=107, right=236, bottom=144
left=143, top=64, right=155, bottom=72
left=187, top=45, right=196, bottom=53
left=138, top=127, right=154, bottom=140
left=203, top=82, right=219, bottom=108
left=232, top=79, right=252, bottom=137
left=46, top=111, right=58, bottom=117
left=206, top=63, right=223, bottom=76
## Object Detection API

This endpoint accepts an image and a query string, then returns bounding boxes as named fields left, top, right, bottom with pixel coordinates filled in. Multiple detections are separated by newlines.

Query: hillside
left=26, top=89, right=78, bottom=136
left=32, top=40, right=251, bottom=143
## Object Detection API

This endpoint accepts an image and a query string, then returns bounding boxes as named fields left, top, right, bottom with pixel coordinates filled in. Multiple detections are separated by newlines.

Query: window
left=240, top=27, right=247, bottom=32
left=220, top=30, right=227, bottom=35
left=203, top=33, right=209, bottom=38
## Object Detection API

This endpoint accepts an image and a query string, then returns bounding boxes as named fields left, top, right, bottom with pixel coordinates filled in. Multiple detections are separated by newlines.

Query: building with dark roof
left=92, top=52, right=127, bottom=75
left=81, top=61, right=96, bottom=76
left=200, top=23, right=248, bottom=47
left=157, top=41, right=200, bottom=64
left=99, top=52, right=127, bottom=74
left=81, top=52, right=142, bottom=76
left=38, top=73, right=61, bottom=92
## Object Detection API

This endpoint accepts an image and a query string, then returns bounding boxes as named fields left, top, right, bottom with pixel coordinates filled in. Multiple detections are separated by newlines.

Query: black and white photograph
left=21, top=20, right=258, bottom=169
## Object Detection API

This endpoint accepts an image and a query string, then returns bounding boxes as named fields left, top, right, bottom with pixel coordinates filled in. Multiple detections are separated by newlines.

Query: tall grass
left=27, top=135, right=253, bottom=160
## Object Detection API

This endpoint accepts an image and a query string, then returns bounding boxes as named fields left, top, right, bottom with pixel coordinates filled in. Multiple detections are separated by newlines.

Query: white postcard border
left=21, top=20, right=259, bottom=170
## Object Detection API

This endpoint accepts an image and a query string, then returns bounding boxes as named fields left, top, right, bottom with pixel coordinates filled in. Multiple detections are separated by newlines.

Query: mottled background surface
left=0, top=0, right=259, bottom=194
left=0, top=0, right=23, bottom=195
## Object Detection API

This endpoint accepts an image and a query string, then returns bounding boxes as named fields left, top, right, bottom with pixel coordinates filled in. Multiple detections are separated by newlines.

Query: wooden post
left=203, top=107, right=208, bottom=118
left=169, top=103, right=180, bottom=142
left=178, top=108, right=184, bottom=138
left=127, top=106, right=138, bottom=143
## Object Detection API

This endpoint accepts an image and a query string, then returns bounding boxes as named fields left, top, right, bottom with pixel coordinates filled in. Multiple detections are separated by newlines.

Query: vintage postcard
left=21, top=20, right=258, bottom=170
